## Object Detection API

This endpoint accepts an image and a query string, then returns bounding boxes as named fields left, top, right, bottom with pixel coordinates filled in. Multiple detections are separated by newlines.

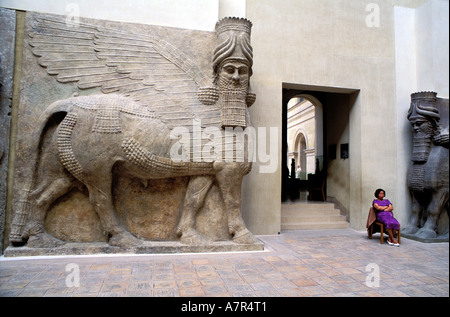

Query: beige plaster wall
left=244, top=0, right=440, bottom=232
left=1, top=0, right=446, bottom=236
left=326, top=94, right=351, bottom=217
left=0, top=0, right=220, bottom=31
left=394, top=0, right=449, bottom=227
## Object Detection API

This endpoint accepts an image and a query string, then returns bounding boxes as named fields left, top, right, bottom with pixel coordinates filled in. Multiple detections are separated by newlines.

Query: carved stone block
left=0, top=8, right=16, bottom=255
left=404, top=92, right=449, bottom=242
left=4, top=12, right=263, bottom=256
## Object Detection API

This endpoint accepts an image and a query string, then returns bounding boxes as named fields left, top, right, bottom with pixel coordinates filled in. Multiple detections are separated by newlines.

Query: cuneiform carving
left=9, top=14, right=258, bottom=250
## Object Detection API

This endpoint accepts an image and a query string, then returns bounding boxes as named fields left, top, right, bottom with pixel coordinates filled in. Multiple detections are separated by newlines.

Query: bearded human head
left=408, top=91, right=441, bottom=162
left=212, top=17, right=253, bottom=79
left=408, top=91, right=440, bottom=135
left=209, top=17, right=256, bottom=128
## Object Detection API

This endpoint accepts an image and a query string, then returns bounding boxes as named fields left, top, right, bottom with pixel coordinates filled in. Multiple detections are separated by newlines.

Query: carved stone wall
left=436, top=97, right=449, bottom=237
left=4, top=12, right=262, bottom=255
left=404, top=92, right=449, bottom=242
left=0, top=8, right=16, bottom=255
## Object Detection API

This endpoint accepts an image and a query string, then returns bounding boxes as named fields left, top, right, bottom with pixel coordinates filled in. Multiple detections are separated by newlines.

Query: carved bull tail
left=122, top=137, right=216, bottom=178
left=9, top=180, right=33, bottom=243
left=9, top=98, right=77, bottom=243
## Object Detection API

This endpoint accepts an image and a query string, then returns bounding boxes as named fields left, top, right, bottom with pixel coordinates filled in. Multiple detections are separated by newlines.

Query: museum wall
left=0, top=0, right=219, bottom=31
left=325, top=93, right=351, bottom=219
left=246, top=0, right=404, bottom=231
left=0, top=0, right=447, bottom=241
left=245, top=0, right=447, bottom=232
left=394, top=0, right=449, bottom=227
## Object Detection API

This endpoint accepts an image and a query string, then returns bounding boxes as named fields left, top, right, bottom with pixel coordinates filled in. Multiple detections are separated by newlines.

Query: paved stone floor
left=0, top=229, right=448, bottom=297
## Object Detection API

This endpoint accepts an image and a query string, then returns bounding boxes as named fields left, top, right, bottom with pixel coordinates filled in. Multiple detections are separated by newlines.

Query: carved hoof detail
left=416, top=228, right=437, bottom=239
left=27, top=233, right=66, bottom=248
left=109, top=231, right=142, bottom=248
left=402, top=226, right=420, bottom=235
left=232, top=230, right=258, bottom=244
left=179, top=229, right=209, bottom=245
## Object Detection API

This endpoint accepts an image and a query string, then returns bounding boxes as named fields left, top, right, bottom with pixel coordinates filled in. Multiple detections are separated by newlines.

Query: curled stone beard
left=412, top=136, right=432, bottom=163
left=218, top=75, right=248, bottom=128
left=410, top=121, right=435, bottom=191
left=412, top=121, right=435, bottom=163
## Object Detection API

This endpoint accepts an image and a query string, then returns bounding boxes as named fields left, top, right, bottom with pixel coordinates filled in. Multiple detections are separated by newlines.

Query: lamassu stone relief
left=6, top=13, right=262, bottom=255
left=404, top=91, right=449, bottom=242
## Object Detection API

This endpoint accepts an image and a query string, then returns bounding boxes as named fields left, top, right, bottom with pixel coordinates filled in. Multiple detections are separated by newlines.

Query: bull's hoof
left=439, top=231, right=449, bottom=240
left=416, top=228, right=437, bottom=239
left=179, top=230, right=209, bottom=245
left=402, top=226, right=420, bottom=235
left=109, top=231, right=142, bottom=248
left=27, top=233, right=65, bottom=248
left=233, top=230, right=258, bottom=244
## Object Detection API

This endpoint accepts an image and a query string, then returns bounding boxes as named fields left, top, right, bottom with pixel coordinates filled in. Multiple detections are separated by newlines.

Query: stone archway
left=286, top=94, right=324, bottom=176
left=291, top=129, right=307, bottom=179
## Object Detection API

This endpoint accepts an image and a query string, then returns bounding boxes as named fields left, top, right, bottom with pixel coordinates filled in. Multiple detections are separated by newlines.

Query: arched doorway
left=283, top=93, right=324, bottom=202
left=281, top=83, right=360, bottom=230
left=292, top=130, right=307, bottom=179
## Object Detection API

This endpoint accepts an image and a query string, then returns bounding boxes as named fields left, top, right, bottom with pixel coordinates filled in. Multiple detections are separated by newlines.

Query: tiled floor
left=0, top=229, right=448, bottom=297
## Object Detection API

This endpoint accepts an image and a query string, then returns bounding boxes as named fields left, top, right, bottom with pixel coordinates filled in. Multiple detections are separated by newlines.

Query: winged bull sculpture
left=404, top=92, right=449, bottom=240
left=9, top=15, right=258, bottom=248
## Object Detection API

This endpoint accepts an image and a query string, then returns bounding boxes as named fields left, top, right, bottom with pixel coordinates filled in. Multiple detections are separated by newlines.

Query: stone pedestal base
left=3, top=239, right=265, bottom=257
left=402, top=233, right=449, bottom=243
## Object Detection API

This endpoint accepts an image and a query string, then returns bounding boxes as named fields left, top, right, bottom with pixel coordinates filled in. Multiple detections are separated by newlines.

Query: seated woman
left=373, top=188, right=400, bottom=246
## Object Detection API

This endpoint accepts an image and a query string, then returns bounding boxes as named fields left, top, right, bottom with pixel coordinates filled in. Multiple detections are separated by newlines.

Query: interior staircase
left=281, top=202, right=349, bottom=230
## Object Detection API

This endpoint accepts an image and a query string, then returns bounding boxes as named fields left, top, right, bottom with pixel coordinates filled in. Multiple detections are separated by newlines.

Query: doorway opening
left=283, top=94, right=324, bottom=202
left=281, top=83, right=359, bottom=206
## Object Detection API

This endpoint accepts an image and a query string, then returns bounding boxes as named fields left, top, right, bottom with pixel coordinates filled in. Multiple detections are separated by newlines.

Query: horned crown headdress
left=212, top=17, right=253, bottom=76
left=198, top=17, right=255, bottom=108
left=408, top=91, right=440, bottom=123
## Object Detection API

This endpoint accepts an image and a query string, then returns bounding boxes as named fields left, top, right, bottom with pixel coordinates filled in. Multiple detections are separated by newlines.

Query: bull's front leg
left=214, top=162, right=257, bottom=244
left=176, top=175, right=214, bottom=244
left=403, top=190, right=422, bottom=235
left=416, top=188, right=449, bottom=239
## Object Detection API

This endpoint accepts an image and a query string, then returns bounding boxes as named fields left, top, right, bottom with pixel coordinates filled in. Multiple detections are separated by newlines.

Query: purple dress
left=373, top=199, right=400, bottom=230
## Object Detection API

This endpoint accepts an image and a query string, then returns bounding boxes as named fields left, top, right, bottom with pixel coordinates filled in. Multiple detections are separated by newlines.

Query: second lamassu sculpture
left=404, top=91, right=449, bottom=242
left=9, top=14, right=260, bottom=251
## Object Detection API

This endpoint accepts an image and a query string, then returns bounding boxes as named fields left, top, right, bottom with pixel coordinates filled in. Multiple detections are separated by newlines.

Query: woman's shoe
left=387, top=239, right=400, bottom=246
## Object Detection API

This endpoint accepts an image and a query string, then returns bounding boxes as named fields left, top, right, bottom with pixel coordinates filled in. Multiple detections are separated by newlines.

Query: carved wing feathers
left=29, top=15, right=221, bottom=129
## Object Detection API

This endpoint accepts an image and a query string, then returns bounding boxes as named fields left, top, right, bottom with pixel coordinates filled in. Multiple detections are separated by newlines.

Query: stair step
left=282, top=214, right=347, bottom=223
left=282, top=203, right=336, bottom=211
left=282, top=209, right=341, bottom=216
left=281, top=202, right=349, bottom=230
left=282, top=202, right=336, bottom=210
left=282, top=221, right=349, bottom=230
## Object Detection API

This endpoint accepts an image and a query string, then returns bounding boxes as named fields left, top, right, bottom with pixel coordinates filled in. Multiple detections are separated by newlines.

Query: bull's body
left=13, top=94, right=255, bottom=247
left=405, top=141, right=449, bottom=239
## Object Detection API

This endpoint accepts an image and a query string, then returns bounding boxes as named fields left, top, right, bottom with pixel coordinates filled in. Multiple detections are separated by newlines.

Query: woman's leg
left=384, top=213, right=400, bottom=244
left=386, top=228, right=398, bottom=244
